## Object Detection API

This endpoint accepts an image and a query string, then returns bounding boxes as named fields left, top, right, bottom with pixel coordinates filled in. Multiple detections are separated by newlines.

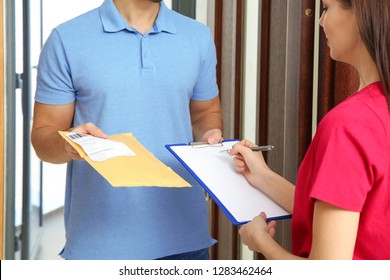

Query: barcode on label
left=68, top=133, right=86, bottom=140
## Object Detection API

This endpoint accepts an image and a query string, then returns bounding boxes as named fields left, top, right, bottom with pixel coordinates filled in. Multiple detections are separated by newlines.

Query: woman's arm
left=239, top=200, right=359, bottom=260
left=309, top=200, right=359, bottom=259
left=229, top=140, right=295, bottom=213
left=239, top=213, right=304, bottom=260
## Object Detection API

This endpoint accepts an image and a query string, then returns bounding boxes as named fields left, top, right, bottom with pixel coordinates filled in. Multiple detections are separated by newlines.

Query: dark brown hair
left=338, top=0, right=390, bottom=98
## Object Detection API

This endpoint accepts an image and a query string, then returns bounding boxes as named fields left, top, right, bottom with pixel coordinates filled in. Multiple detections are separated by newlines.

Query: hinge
left=15, top=73, right=23, bottom=89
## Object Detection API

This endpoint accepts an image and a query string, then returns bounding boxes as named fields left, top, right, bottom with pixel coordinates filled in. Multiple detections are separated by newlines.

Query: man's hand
left=65, top=123, right=108, bottom=160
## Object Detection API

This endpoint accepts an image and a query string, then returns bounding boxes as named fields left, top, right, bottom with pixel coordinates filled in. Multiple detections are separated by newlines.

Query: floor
left=36, top=207, right=66, bottom=260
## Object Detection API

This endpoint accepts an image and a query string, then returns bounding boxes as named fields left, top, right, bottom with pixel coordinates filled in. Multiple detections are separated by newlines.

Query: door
left=4, top=0, right=41, bottom=261
left=13, top=0, right=43, bottom=260
left=5, top=0, right=183, bottom=260
left=0, top=0, right=5, bottom=260
left=4, top=0, right=105, bottom=260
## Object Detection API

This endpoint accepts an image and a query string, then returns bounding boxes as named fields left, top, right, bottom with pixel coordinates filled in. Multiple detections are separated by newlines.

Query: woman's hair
left=338, top=0, right=390, bottom=98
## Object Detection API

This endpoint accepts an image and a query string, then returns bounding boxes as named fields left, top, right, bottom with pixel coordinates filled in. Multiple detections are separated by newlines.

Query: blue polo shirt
left=35, top=0, right=218, bottom=259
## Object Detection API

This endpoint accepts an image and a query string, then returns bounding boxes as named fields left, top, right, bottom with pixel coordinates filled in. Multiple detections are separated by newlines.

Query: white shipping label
left=66, top=133, right=136, bottom=161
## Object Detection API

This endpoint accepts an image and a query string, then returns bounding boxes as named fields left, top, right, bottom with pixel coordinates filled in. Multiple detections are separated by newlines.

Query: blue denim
left=156, top=248, right=210, bottom=260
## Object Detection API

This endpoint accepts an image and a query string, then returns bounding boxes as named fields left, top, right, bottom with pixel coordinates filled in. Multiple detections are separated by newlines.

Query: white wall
left=242, top=0, right=259, bottom=143
left=196, top=0, right=208, bottom=25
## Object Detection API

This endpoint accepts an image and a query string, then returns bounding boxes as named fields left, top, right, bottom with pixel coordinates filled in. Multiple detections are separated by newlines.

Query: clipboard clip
left=189, top=141, right=224, bottom=149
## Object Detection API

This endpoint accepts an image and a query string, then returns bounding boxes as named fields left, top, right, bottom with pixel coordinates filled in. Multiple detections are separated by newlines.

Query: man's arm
left=190, top=96, right=223, bottom=143
left=31, top=101, right=107, bottom=164
left=31, top=102, right=76, bottom=163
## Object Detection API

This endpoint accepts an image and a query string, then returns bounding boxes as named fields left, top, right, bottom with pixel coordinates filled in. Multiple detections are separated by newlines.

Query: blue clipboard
left=166, top=140, right=291, bottom=225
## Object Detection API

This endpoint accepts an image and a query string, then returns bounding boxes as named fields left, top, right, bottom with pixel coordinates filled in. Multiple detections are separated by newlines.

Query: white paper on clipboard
left=166, top=140, right=291, bottom=225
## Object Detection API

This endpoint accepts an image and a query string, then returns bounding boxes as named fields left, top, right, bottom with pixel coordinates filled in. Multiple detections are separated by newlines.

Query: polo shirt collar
left=99, top=0, right=177, bottom=34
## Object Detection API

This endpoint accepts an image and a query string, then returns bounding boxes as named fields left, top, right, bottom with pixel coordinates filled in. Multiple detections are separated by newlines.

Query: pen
left=249, top=145, right=274, bottom=151
left=219, top=145, right=274, bottom=153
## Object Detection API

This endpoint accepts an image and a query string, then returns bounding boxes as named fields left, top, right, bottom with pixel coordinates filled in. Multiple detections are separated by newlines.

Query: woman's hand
left=239, top=212, right=277, bottom=253
left=229, top=139, right=271, bottom=189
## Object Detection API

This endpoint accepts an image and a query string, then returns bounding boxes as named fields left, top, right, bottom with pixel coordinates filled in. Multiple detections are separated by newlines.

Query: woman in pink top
left=230, top=0, right=390, bottom=259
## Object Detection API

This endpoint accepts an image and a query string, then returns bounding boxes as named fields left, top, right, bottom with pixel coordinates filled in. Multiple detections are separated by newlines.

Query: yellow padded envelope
left=59, top=131, right=191, bottom=188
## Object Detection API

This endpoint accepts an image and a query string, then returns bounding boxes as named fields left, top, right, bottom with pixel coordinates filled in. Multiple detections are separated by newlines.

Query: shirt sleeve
left=191, top=27, right=219, bottom=101
left=35, top=29, right=76, bottom=105
left=309, top=104, right=387, bottom=212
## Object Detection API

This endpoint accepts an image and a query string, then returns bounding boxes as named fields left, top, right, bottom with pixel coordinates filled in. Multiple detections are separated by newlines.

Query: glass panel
left=14, top=0, right=43, bottom=260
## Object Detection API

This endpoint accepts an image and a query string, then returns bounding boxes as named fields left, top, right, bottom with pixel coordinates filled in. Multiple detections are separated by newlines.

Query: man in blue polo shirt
left=31, top=0, right=222, bottom=260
